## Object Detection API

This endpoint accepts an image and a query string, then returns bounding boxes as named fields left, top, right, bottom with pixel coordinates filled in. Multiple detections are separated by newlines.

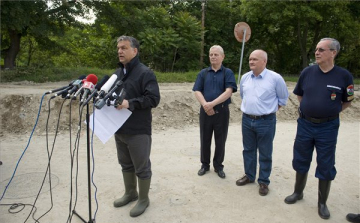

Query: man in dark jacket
left=112, top=36, right=160, bottom=217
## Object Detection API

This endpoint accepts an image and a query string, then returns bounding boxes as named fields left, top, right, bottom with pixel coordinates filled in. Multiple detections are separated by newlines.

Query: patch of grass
left=0, top=67, right=113, bottom=83
left=1, top=67, right=359, bottom=85
left=156, top=71, right=198, bottom=83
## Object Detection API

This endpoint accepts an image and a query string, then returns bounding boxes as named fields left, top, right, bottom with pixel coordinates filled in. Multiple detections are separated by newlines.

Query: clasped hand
left=203, top=102, right=216, bottom=116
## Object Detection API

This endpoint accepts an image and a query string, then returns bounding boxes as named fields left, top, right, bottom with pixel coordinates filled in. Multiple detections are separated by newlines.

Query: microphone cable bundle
left=0, top=73, right=125, bottom=223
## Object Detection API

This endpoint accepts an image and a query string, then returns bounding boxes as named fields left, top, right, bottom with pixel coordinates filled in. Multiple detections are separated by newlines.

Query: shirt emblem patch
left=347, top=85, right=354, bottom=96
left=331, top=92, right=336, bottom=100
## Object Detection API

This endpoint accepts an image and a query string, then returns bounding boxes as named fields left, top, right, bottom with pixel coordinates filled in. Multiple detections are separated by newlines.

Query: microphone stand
left=73, top=101, right=94, bottom=223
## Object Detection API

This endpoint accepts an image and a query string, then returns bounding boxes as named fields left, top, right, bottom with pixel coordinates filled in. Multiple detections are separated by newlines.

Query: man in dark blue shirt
left=192, top=45, right=237, bottom=179
left=284, top=38, right=354, bottom=220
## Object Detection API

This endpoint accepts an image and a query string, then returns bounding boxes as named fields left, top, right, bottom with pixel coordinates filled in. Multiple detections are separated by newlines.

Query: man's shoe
left=236, top=175, right=254, bottom=186
left=259, top=183, right=269, bottom=196
left=198, top=167, right=209, bottom=176
left=346, top=213, right=360, bottom=223
left=215, top=169, right=226, bottom=179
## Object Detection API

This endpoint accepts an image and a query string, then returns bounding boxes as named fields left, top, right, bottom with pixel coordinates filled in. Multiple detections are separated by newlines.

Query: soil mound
left=0, top=82, right=359, bottom=135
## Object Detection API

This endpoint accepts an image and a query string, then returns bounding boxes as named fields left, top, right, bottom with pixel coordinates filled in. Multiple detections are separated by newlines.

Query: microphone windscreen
left=101, top=74, right=118, bottom=93
left=86, top=74, right=98, bottom=85
left=95, top=75, right=110, bottom=90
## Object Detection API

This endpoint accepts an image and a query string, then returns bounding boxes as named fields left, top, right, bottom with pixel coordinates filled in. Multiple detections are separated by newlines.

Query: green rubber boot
left=130, top=178, right=151, bottom=217
left=113, top=171, right=138, bottom=207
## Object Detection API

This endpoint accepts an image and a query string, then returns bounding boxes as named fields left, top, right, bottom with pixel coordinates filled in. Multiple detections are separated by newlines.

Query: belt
left=301, top=114, right=339, bottom=124
left=244, top=113, right=275, bottom=120
left=214, top=103, right=228, bottom=113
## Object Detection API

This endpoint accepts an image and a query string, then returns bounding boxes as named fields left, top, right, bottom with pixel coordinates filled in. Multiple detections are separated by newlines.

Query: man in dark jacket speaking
left=112, top=35, right=160, bottom=217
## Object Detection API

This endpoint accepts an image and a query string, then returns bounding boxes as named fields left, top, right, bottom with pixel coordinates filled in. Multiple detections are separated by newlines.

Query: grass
left=1, top=67, right=359, bottom=84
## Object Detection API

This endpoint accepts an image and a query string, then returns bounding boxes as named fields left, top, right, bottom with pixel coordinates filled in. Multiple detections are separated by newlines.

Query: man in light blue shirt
left=236, top=49, right=288, bottom=196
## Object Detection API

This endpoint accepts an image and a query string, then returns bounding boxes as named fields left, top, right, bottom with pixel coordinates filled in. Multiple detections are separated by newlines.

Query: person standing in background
left=284, top=38, right=354, bottom=220
left=236, top=49, right=288, bottom=196
left=193, top=45, right=237, bottom=179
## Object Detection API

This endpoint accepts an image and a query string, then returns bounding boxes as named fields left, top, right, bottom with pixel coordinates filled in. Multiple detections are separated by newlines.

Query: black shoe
left=215, top=169, right=226, bottom=179
left=346, top=213, right=360, bottom=223
left=198, top=167, right=209, bottom=176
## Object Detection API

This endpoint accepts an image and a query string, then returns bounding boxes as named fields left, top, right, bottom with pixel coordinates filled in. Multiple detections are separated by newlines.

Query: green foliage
left=239, top=0, right=360, bottom=76
left=1, top=0, right=360, bottom=78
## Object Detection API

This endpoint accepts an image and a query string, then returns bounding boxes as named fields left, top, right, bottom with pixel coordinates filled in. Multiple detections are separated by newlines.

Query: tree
left=239, top=0, right=360, bottom=75
left=93, top=1, right=201, bottom=72
left=1, top=0, right=92, bottom=69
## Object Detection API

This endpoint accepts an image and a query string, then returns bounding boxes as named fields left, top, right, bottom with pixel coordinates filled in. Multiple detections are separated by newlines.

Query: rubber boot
left=113, top=171, right=138, bottom=207
left=318, top=179, right=331, bottom=219
left=130, top=178, right=151, bottom=217
left=346, top=213, right=360, bottom=223
left=284, top=172, right=308, bottom=204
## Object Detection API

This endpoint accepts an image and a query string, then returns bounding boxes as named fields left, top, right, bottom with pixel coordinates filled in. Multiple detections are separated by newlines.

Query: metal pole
left=237, top=28, right=247, bottom=85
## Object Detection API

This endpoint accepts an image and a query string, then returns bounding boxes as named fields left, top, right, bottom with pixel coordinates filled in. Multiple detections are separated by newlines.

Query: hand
left=116, top=99, right=129, bottom=110
left=202, top=102, right=214, bottom=113
left=205, top=108, right=216, bottom=116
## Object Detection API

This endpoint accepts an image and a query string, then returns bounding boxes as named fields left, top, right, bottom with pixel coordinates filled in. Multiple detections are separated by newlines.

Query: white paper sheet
left=88, top=106, right=132, bottom=144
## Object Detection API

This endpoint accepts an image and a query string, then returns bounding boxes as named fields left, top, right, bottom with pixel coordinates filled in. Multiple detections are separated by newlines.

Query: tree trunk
left=4, top=29, right=22, bottom=69
left=297, top=21, right=309, bottom=69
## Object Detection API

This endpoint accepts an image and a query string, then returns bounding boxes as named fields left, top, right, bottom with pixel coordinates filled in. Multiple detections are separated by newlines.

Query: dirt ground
left=0, top=81, right=359, bottom=223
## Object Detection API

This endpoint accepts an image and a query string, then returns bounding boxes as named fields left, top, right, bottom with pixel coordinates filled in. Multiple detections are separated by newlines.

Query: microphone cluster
left=46, top=73, right=126, bottom=108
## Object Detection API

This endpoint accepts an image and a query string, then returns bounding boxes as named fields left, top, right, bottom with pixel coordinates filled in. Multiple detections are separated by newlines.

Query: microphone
left=70, top=74, right=97, bottom=99
left=82, top=75, right=110, bottom=106
left=45, top=77, right=83, bottom=94
left=94, top=80, right=123, bottom=109
left=96, top=74, right=118, bottom=100
left=79, top=74, right=98, bottom=103
left=54, top=75, right=86, bottom=97
left=46, top=85, right=71, bottom=95
left=114, top=88, right=127, bottom=107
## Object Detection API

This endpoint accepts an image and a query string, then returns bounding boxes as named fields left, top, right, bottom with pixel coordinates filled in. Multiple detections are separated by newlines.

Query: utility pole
left=199, top=0, right=206, bottom=69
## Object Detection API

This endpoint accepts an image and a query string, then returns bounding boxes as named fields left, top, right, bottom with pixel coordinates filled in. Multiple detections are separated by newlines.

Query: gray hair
left=320, top=37, right=340, bottom=55
left=117, top=35, right=140, bottom=53
left=209, top=45, right=225, bottom=55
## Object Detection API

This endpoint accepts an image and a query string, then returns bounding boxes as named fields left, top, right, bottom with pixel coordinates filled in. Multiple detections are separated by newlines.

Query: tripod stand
left=73, top=102, right=94, bottom=223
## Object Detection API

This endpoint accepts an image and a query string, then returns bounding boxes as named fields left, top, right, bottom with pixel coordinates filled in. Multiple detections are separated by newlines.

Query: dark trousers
left=292, top=117, right=339, bottom=180
left=199, top=105, right=229, bottom=171
left=114, top=133, right=152, bottom=179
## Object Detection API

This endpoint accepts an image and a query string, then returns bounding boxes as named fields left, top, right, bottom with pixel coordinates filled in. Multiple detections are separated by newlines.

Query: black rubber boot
left=318, top=179, right=331, bottom=219
left=113, top=171, right=138, bottom=207
left=346, top=213, right=360, bottom=223
left=284, top=172, right=308, bottom=204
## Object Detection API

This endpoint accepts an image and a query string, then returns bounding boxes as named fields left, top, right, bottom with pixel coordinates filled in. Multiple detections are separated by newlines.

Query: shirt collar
left=251, top=68, right=267, bottom=78
left=209, top=65, right=224, bottom=72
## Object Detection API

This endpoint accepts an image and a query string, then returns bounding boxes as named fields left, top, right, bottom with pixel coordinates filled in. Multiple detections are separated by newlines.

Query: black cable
left=23, top=96, right=66, bottom=222
left=72, top=103, right=85, bottom=221
left=66, top=98, right=74, bottom=223
left=0, top=203, right=40, bottom=223
left=66, top=97, right=83, bottom=223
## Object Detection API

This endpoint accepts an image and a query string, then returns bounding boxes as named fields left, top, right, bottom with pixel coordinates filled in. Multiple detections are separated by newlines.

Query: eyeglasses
left=315, top=48, right=335, bottom=53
